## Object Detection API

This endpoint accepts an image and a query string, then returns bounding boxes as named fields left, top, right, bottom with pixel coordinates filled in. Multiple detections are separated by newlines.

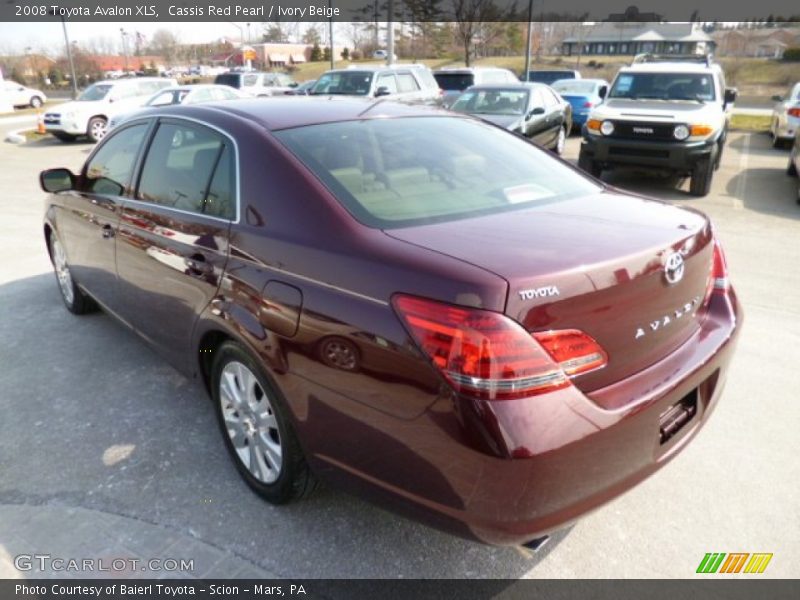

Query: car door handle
left=101, top=224, right=115, bottom=239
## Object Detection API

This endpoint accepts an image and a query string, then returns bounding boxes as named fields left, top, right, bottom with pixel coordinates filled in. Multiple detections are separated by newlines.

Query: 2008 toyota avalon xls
left=39, top=97, right=741, bottom=546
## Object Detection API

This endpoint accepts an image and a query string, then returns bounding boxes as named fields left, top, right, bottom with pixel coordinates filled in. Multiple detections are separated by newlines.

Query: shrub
left=783, top=47, right=800, bottom=61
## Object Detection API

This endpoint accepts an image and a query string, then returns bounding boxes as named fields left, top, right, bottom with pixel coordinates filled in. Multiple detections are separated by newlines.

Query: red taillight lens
left=393, top=295, right=607, bottom=401
left=582, top=101, right=594, bottom=108
left=533, top=330, right=608, bottom=376
left=788, top=107, right=800, bottom=118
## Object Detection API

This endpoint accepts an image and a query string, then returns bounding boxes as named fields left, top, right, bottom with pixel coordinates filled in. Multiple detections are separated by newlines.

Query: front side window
left=82, top=124, right=147, bottom=196
left=137, top=122, right=235, bottom=219
left=274, top=117, right=599, bottom=228
left=312, top=71, right=374, bottom=96
left=376, top=74, right=398, bottom=94
left=78, top=84, right=112, bottom=102
left=243, top=74, right=258, bottom=87
left=451, top=90, right=529, bottom=115
left=610, top=72, right=716, bottom=102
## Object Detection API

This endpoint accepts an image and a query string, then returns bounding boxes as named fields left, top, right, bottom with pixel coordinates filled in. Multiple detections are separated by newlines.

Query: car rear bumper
left=295, top=288, right=742, bottom=545
left=580, top=133, right=718, bottom=172
left=774, top=115, right=799, bottom=140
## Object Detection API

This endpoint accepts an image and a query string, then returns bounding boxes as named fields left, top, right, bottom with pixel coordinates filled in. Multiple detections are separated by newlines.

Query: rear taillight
left=788, top=107, right=800, bottom=118
left=582, top=101, right=594, bottom=108
left=711, top=238, right=729, bottom=292
left=392, top=295, right=607, bottom=401
left=704, top=237, right=730, bottom=305
left=533, top=330, right=608, bottom=377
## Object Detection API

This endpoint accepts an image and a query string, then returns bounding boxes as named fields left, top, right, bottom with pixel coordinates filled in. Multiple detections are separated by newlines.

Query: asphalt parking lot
left=0, top=124, right=798, bottom=579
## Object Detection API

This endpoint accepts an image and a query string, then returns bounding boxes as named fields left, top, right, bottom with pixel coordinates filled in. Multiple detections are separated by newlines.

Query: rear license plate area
left=658, top=389, right=698, bottom=445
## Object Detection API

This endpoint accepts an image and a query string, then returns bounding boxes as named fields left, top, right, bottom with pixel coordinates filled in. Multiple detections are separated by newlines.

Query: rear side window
left=83, top=124, right=147, bottom=196
left=397, top=72, right=420, bottom=93
left=274, top=117, right=599, bottom=229
left=434, top=73, right=474, bottom=91
left=243, top=74, right=259, bottom=87
left=137, top=122, right=236, bottom=219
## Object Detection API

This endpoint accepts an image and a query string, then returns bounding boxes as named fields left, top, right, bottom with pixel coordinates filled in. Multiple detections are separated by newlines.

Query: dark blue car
left=551, top=78, right=609, bottom=130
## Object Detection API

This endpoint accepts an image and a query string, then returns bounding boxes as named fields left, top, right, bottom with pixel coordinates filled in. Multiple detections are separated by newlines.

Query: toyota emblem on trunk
left=664, top=252, right=685, bottom=285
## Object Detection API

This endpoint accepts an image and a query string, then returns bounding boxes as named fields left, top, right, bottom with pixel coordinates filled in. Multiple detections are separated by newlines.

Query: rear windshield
left=434, top=73, right=475, bottom=91
left=552, top=80, right=597, bottom=94
left=610, top=72, right=716, bottom=101
left=274, top=117, right=599, bottom=229
left=528, top=71, right=575, bottom=84
left=214, top=73, right=241, bottom=89
left=312, top=71, right=374, bottom=96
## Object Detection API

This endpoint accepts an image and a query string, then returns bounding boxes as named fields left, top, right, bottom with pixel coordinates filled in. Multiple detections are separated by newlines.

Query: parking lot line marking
left=732, top=134, right=749, bottom=211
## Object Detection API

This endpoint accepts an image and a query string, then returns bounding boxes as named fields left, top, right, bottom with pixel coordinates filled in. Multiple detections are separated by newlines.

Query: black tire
left=211, top=341, right=317, bottom=504
left=578, top=150, right=602, bottom=178
left=86, top=116, right=108, bottom=143
left=48, top=232, right=97, bottom=315
left=52, top=132, right=78, bottom=142
left=30, top=96, right=43, bottom=109
left=689, top=153, right=715, bottom=197
left=714, top=140, right=724, bottom=171
left=788, top=156, right=798, bottom=177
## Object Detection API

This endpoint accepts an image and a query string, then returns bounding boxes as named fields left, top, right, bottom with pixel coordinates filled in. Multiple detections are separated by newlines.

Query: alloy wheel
left=322, top=339, right=358, bottom=371
left=51, top=237, right=74, bottom=305
left=90, top=119, right=107, bottom=142
left=219, top=361, right=283, bottom=484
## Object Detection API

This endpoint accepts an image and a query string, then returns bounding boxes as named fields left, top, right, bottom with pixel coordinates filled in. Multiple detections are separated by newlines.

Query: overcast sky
left=0, top=22, right=280, bottom=55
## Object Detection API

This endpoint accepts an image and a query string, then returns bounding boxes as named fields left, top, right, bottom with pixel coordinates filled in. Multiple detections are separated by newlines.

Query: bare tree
left=452, top=0, right=518, bottom=66
left=147, top=29, right=180, bottom=65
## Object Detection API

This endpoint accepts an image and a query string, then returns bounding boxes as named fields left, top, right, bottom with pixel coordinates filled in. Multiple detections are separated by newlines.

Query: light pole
left=524, top=0, right=534, bottom=81
left=50, top=10, right=79, bottom=99
left=120, top=28, right=130, bottom=73
left=386, top=0, right=394, bottom=66
left=227, top=22, right=247, bottom=69
left=328, top=0, right=335, bottom=70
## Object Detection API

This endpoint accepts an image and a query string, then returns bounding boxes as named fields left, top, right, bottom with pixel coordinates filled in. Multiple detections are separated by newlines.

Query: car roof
left=434, top=66, right=511, bottom=73
left=621, top=62, right=721, bottom=74
left=151, top=96, right=452, bottom=131
left=465, top=83, right=544, bottom=91
left=331, top=64, right=430, bottom=73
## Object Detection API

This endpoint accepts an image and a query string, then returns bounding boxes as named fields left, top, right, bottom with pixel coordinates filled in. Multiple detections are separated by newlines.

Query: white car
left=1, top=80, right=47, bottom=108
left=578, top=55, right=736, bottom=197
left=43, top=77, right=176, bottom=143
left=108, top=84, right=247, bottom=130
left=372, top=49, right=398, bottom=60
left=770, top=82, right=800, bottom=148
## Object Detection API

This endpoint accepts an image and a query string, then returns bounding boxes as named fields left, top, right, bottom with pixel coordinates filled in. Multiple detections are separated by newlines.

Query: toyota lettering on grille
left=633, top=127, right=655, bottom=134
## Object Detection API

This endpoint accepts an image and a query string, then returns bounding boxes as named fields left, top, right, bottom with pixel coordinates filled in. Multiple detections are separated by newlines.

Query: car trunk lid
left=384, top=190, right=713, bottom=394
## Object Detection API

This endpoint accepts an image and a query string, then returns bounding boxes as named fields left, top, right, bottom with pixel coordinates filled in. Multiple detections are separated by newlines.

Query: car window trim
left=123, top=114, right=241, bottom=224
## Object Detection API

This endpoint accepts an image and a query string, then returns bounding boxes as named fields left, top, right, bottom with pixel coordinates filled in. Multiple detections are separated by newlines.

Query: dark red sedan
left=40, top=97, right=741, bottom=546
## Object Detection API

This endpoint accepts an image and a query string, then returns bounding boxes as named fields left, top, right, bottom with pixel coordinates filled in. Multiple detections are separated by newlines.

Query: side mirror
left=289, top=82, right=298, bottom=88
left=724, top=88, right=738, bottom=105
left=40, top=168, right=75, bottom=193
left=598, top=87, right=608, bottom=99
left=771, top=94, right=783, bottom=102
left=374, top=86, right=391, bottom=97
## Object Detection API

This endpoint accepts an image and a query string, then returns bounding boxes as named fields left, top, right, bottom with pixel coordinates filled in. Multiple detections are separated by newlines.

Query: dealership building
left=562, top=22, right=715, bottom=57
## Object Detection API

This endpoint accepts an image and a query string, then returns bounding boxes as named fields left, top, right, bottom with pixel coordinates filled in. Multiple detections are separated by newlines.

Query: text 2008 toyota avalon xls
left=39, top=97, right=741, bottom=546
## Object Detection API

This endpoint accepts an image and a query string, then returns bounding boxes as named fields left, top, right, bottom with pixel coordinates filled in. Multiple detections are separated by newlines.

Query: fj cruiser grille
left=608, top=121, right=679, bottom=142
